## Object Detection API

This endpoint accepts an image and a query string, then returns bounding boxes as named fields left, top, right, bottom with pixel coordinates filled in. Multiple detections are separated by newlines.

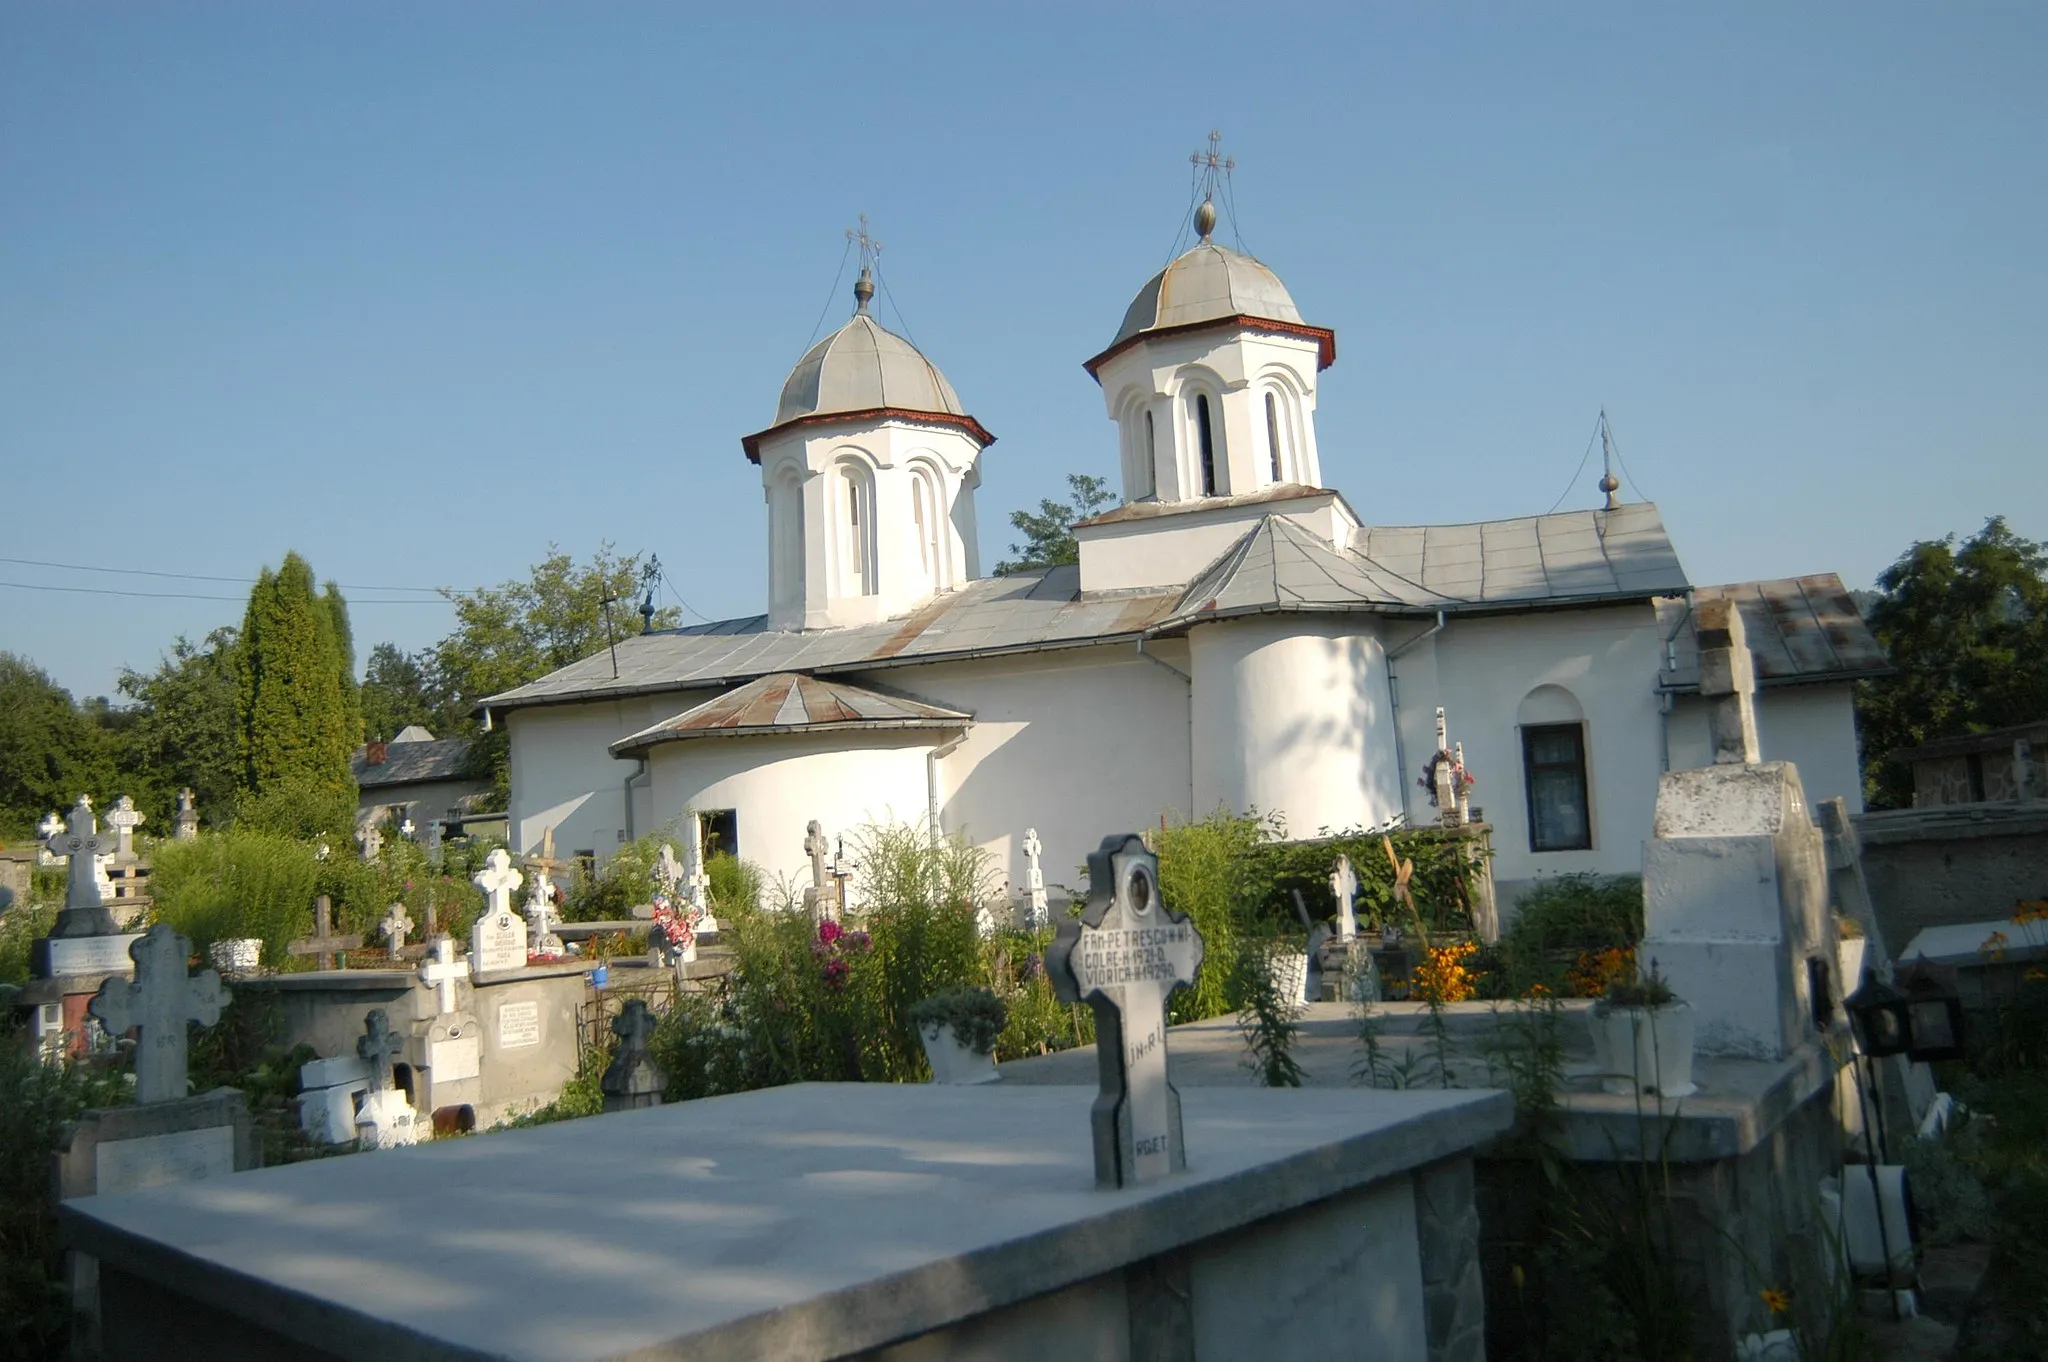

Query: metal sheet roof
left=1656, top=575, right=1890, bottom=690
left=611, top=673, right=970, bottom=756
left=1352, top=503, right=1690, bottom=607
left=352, top=738, right=477, bottom=790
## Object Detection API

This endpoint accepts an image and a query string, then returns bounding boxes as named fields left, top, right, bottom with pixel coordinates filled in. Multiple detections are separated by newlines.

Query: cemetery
left=1, top=601, right=2042, bottom=1361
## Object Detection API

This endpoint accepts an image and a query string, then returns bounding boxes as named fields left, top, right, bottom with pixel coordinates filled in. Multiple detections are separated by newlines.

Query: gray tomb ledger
left=1047, top=833, right=1205, bottom=1189
left=89, top=924, right=229, bottom=1104
left=600, top=999, right=667, bottom=1112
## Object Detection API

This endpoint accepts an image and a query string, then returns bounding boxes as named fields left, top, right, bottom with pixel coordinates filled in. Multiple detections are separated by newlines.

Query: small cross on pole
left=88, top=924, right=228, bottom=1104
left=1047, top=834, right=1206, bottom=1189
left=288, top=895, right=364, bottom=971
left=419, top=936, right=469, bottom=1015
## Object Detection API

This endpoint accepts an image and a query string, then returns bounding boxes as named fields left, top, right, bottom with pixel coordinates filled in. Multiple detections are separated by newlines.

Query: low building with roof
left=482, top=187, right=1888, bottom=908
left=351, top=727, right=492, bottom=837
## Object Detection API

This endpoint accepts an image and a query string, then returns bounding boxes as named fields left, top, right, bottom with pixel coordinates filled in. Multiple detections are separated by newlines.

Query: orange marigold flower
left=1761, top=1287, right=1791, bottom=1315
left=1983, top=929, right=2010, bottom=960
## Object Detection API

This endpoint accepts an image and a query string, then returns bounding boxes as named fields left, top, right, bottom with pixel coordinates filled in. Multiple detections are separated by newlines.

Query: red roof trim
left=1082, top=315, right=1337, bottom=379
left=741, top=407, right=997, bottom=464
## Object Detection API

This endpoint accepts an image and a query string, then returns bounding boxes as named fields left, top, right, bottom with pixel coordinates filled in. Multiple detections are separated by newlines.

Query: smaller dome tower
left=1084, top=141, right=1335, bottom=508
left=745, top=235, right=993, bottom=632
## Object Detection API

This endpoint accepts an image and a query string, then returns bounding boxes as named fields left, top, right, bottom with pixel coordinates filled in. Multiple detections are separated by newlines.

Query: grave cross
left=600, top=998, right=667, bottom=1112
left=1696, top=597, right=1761, bottom=765
left=654, top=843, right=682, bottom=896
left=1329, top=854, right=1359, bottom=942
left=1022, top=827, right=1049, bottom=930
left=288, top=895, right=364, bottom=971
left=524, top=825, right=567, bottom=895
left=683, top=816, right=712, bottom=914
left=474, top=847, right=522, bottom=915
left=88, top=924, right=227, bottom=1104
left=174, top=787, right=199, bottom=840
left=420, top=935, right=469, bottom=1015
left=46, top=795, right=119, bottom=935
left=355, top=819, right=383, bottom=861
left=804, top=820, right=832, bottom=922
left=105, top=795, right=146, bottom=863
left=380, top=902, right=415, bottom=957
left=356, top=1008, right=405, bottom=1095
left=1048, top=833, right=1205, bottom=1189
left=36, top=810, right=64, bottom=867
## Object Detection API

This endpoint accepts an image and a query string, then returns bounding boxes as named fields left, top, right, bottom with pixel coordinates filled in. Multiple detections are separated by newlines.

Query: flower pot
left=1267, top=953, right=1310, bottom=1005
left=208, top=938, right=263, bottom=975
left=919, top=1022, right=1000, bottom=1085
left=1589, top=1001, right=1697, bottom=1097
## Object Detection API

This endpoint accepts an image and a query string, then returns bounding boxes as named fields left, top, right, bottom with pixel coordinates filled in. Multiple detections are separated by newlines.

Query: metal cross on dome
left=1048, top=833, right=1205, bottom=1189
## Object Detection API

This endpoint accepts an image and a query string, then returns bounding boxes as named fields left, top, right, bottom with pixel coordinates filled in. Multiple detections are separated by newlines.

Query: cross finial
left=847, top=214, right=882, bottom=315
left=1189, top=130, right=1235, bottom=242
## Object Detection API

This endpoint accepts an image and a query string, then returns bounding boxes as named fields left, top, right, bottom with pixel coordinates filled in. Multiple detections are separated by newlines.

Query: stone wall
left=1476, top=1074, right=1839, bottom=1361
left=1856, top=804, right=2048, bottom=946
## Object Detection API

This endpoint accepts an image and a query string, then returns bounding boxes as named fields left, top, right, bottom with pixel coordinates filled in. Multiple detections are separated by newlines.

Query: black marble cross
left=1048, top=833, right=1205, bottom=1189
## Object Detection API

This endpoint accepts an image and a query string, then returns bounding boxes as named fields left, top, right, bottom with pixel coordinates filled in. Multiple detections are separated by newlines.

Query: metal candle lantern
left=1844, top=969, right=1914, bottom=1059
left=1897, top=960, right=1966, bottom=1063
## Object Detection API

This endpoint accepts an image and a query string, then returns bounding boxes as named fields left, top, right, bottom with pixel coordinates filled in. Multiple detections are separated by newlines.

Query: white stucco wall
left=357, top=778, right=486, bottom=828
left=645, top=730, right=938, bottom=902
left=505, top=692, right=712, bottom=860
left=1385, top=605, right=1669, bottom=901
left=876, top=645, right=1195, bottom=903
left=1666, top=683, right=1864, bottom=814
left=1189, top=617, right=1402, bottom=838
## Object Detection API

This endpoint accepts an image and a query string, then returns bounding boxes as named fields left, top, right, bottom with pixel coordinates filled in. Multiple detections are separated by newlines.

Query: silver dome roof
left=1106, top=242, right=1303, bottom=352
left=773, top=312, right=966, bottom=427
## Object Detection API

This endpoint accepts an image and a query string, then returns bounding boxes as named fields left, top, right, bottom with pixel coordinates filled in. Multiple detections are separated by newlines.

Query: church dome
left=744, top=264, right=993, bottom=463
left=773, top=301, right=965, bottom=427
left=1107, top=241, right=1302, bottom=353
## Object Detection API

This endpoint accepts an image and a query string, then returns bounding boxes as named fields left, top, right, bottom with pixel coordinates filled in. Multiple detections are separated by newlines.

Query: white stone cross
left=105, top=795, right=146, bottom=863
left=804, top=820, right=834, bottom=922
left=1329, top=854, right=1359, bottom=942
left=420, top=935, right=469, bottom=1015
left=474, top=847, right=523, bottom=915
left=36, top=810, right=63, bottom=867
left=1696, top=597, right=1761, bottom=765
left=380, top=902, right=415, bottom=956
left=1022, top=827, right=1049, bottom=930
left=654, top=843, right=682, bottom=897
left=356, top=820, right=383, bottom=861
left=174, top=788, right=199, bottom=840
left=88, top=923, right=228, bottom=1104
left=684, top=816, right=712, bottom=908
left=46, top=795, right=119, bottom=931
left=1048, top=833, right=1205, bottom=1189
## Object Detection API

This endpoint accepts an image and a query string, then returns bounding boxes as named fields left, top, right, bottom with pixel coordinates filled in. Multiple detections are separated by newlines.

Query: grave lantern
left=1844, top=968, right=1913, bottom=1059
left=1898, top=959, right=1966, bottom=1063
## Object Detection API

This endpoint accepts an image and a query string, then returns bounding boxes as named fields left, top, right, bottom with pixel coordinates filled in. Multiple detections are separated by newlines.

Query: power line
left=802, top=234, right=857, bottom=350
left=1545, top=415, right=1604, bottom=516
left=0, top=554, right=445, bottom=594
left=0, top=579, right=448, bottom=605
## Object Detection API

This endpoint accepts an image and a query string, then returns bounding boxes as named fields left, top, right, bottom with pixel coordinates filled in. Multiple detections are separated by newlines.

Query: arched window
left=1517, top=686, right=1591, bottom=852
left=1265, top=391, right=1285, bottom=483
left=770, top=469, right=804, bottom=610
left=1143, top=410, right=1158, bottom=498
left=839, top=464, right=876, bottom=597
left=1194, top=393, right=1218, bottom=496
left=910, top=468, right=944, bottom=593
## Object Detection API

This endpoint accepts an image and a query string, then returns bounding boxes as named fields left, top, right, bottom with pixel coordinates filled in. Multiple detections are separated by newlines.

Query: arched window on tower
left=1143, top=410, right=1158, bottom=499
left=1195, top=393, right=1218, bottom=496
left=770, top=469, right=804, bottom=611
left=1265, top=391, right=1285, bottom=484
left=839, top=464, right=876, bottom=597
left=911, top=469, right=944, bottom=594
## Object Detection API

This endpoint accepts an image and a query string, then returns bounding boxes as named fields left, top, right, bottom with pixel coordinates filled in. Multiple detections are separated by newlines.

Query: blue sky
left=4, top=4, right=2044, bottom=699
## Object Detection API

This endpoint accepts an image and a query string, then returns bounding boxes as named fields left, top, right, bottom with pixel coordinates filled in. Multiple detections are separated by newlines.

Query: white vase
left=919, top=1022, right=1000, bottom=1085
left=1590, top=1001, right=1697, bottom=1097
left=1267, top=953, right=1310, bottom=1004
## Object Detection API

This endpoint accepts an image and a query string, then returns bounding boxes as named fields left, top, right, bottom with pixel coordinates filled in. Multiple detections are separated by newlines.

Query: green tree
left=993, top=473, right=1117, bottom=574
left=114, top=628, right=243, bottom=827
left=1857, top=517, right=2048, bottom=807
left=322, top=582, right=363, bottom=757
left=428, top=546, right=679, bottom=798
left=0, top=655, right=112, bottom=833
left=359, top=643, right=443, bottom=742
left=235, top=553, right=358, bottom=804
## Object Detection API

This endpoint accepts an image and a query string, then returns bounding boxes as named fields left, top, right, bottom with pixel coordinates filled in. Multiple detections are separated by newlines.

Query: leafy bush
left=1496, top=873, right=1644, bottom=996
left=0, top=1036, right=130, bottom=1362
left=230, top=777, right=358, bottom=842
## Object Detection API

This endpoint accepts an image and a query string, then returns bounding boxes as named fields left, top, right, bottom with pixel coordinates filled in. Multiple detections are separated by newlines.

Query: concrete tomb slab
left=62, top=1081, right=1510, bottom=1362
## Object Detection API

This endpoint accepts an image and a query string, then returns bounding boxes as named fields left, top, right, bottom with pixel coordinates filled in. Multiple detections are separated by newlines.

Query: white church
left=483, top=189, right=1886, bottom=908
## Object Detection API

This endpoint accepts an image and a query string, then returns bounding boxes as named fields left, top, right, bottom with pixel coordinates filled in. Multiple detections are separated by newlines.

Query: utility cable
left=0, top=554, right=444, bottom=594
left=0, top=579, right=447, bottom=605
left=1603, top=412, right=1650, bottom=503
left=802, top=235, right=857, bottom=350
left=1545, top=415, right=1604, bottom=516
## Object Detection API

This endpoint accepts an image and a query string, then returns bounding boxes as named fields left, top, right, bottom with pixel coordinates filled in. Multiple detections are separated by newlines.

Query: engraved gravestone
left=471, top=848, right=528, bottom=973
left=88, top=924, right=229, bottom=1104
left=1047, top=833, right=1204, bottom=1189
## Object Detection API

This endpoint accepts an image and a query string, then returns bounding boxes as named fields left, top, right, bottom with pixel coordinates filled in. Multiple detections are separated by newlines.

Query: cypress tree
left=236, top=553, right=358, bottom=799
left=322, top=580, right=364, bottom=751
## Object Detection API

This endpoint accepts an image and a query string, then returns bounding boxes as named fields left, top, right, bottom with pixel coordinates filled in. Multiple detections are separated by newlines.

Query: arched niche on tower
left=767, top=462, right=807, bottom=618
left=828, top=450, right=880, bottom=600
left=1170, top=365, right=1230, bottom=498
left=903, top=453, right=953, bottom=597
left=1253, top=364, right=1313, bottom=488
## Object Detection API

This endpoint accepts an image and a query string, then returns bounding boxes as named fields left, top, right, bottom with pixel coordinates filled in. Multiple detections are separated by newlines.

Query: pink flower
left=818, top=920, right=844, bottom=946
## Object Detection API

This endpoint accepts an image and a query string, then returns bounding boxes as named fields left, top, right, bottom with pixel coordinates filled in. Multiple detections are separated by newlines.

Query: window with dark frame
left=1195, top=394, right=1218, bottom=495
left=1522, top=723, right=1592, bottom=852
